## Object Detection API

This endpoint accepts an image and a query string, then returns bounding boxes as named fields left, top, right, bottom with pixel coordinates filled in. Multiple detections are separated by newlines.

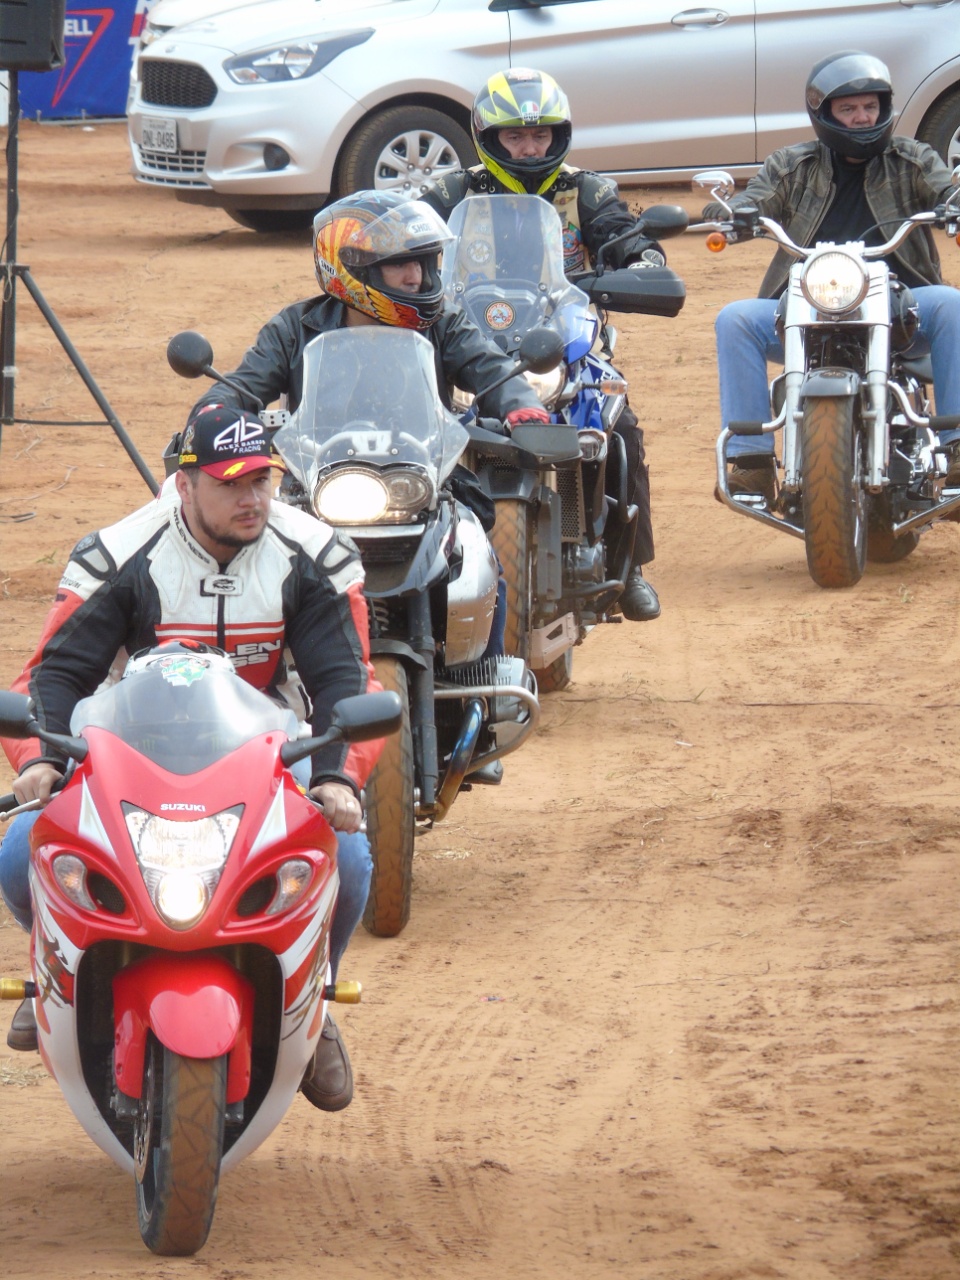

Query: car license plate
left=141, top=116, right=177, bottom=154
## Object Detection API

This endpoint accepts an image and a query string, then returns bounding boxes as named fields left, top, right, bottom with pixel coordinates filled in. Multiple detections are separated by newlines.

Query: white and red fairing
left=26, top=727, right=338, bottom=1173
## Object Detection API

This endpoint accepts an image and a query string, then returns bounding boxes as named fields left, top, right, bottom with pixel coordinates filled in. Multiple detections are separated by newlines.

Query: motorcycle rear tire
left=866, top=494, right=920, bottom=564
left=489, top=498, right=533, bottom=661
left=363, top=657, right=415, bottom=938
left=134, top=1036, right=226, bottom=1256
left=800, top=396, right=867, bottom=588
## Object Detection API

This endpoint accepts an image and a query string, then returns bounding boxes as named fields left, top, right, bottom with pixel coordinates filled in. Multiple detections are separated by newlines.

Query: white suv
left=127, top=0, right=960, bottom=233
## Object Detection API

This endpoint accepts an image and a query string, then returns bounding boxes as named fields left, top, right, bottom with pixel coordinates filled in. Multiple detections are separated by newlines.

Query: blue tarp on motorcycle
left=17, top=1, right=141, bottom=120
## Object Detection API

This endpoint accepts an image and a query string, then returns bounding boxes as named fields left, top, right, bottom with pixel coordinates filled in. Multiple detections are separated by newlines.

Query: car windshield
left=70, top=655, right=295, bottom=775
left=440, top=193, right=595, bottom=358
left=272, top=327, right=468, bottom=494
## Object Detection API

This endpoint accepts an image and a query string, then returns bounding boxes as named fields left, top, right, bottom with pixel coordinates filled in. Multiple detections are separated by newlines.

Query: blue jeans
left=716, top=285, right=960, bottom=457
left=0, top=810, right=371, bottom=981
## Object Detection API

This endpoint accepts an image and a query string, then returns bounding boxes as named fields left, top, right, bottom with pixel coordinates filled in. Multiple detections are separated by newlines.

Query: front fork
left=781, top=322, right=890, bottom=489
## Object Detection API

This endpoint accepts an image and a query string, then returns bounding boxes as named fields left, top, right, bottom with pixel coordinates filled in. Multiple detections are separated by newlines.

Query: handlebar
left=690, top=203, right=960, bottom=261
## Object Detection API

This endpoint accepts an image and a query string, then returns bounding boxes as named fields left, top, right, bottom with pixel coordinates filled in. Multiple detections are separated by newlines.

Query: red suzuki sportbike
left=0, top=644, right=399, bottom=1256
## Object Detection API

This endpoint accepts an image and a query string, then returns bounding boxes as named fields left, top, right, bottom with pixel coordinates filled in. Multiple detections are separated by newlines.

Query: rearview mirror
left=693, top=169, right=735, bottom=199
left=517, top=327, right=564, bottom=374
left=637, top=204, right=689, bottom=240
left=167, top=330, right=215, bottom=380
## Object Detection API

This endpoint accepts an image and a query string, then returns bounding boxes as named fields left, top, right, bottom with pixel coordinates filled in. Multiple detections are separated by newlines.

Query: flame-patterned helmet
left=313, top=190, right=453, bottom=329
left=472, top=67, right=572, bottom=195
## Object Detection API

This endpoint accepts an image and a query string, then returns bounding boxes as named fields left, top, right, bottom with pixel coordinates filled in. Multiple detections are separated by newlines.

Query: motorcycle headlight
left=124, top=806, right=241, bottom=929
left=315, top=468, right=433, bottom=525
left=224, top=29, right=373, bottom=84
left=524, top=367, right=565, bottom=410
left=801, top=251, right=868, bottom=313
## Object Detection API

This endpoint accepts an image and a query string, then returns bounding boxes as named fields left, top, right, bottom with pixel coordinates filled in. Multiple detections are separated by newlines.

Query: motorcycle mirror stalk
left=0, top=691, right=88, bottom=762
left=166, top=330, right=265, bottom=414
left=279, top=690, right=403, bottom=767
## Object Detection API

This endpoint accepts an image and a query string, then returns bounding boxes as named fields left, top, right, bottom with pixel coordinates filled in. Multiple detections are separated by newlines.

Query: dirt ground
left=1, top=122, right=959, bottom=1279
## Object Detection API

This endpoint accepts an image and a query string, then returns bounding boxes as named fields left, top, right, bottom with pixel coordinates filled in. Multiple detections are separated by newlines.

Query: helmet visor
left=339, top=201, right=453, bottom=270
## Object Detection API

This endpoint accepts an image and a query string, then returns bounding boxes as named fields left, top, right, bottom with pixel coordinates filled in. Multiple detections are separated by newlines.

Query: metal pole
left=1, top=69, right=19, bottom=431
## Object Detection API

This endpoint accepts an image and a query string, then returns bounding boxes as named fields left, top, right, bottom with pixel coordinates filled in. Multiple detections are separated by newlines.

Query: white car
left=128, top=0, right=960, bottom=233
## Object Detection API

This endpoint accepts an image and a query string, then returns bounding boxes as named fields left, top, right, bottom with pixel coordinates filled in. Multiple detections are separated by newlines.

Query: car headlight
left=314, top=468, right=433, bottom=525
left=800, top=251, right=868, bottom=313
left=524, top=366, right=565, bottom=409
left=124, top=806, right=241, bottom=929
left=224, top=29, right=373, bottom=84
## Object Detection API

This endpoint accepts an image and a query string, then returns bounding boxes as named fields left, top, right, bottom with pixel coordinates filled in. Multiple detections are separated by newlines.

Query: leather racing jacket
left=702, top=136, right=959, bottom=299
left=2, top=482, right=381, bottom=796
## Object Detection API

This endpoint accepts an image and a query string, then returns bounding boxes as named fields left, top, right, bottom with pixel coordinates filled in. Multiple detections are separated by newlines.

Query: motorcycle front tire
left=134, top=1035, right=226, bottom=1256
left=533, top=648, right=573, bottom=694
left=489, top=498, right=533, bottom=661
left=800, top=395, right=867, bottom=589
left=363, top=656, right=415, bottom=938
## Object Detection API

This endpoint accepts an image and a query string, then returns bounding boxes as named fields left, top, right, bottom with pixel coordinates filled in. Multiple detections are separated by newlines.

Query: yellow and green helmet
left=471, top=68, right=572, bottom=195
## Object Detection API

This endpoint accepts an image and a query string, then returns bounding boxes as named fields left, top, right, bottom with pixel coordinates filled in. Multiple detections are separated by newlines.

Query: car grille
left=142, top=60, right=217, bottom=109
left=135, top=144, right=207, bottom=182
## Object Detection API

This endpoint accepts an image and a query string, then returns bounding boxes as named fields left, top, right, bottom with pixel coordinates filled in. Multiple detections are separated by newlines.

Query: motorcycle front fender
left=799, top=368, right=861, bottom=399
left=113, top=953, right=255, bottom=1103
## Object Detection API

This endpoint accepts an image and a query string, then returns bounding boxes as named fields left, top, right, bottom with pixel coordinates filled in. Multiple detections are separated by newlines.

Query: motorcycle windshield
left=440, top=194, right=596, bottom=360
left=272, top=328, right=469, bottom=495
left=71, top=658, right=295, bottom=775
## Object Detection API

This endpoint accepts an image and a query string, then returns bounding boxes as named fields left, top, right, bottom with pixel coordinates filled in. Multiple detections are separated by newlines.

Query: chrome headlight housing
left=124, top=806, right=241, bottom=929
left=524, top=366, right=565, bottom=410
left=314, top=467, right=434, bottom=525
left=800, top=250, right=869, bottom=314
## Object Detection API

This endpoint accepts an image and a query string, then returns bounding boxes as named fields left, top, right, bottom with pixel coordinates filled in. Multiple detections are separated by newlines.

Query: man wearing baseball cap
left=1, top=406, right=380, bottom=1113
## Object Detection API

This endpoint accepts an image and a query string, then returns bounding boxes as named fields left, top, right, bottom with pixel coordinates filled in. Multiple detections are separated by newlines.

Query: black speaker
left=0, top=0, right=66, bottom=72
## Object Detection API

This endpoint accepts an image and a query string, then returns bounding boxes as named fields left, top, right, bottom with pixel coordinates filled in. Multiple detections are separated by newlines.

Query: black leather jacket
left=191, top=294, right=542, bottom=421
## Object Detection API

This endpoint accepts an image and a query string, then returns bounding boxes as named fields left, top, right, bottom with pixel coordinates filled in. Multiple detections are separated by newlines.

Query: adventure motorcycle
left=441, top=193, right=687, bottom=690
left=0, top=644, right=400, bottom=1256
left=695, top=168, right=960, bottom=588
left=167, top=328, right=541, bottom=939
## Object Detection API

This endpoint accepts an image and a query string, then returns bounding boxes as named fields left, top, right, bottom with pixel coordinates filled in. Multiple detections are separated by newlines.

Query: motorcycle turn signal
left=323, top=980, right=362, bottom=1004
left=0, top=978, right=37, bottom=1001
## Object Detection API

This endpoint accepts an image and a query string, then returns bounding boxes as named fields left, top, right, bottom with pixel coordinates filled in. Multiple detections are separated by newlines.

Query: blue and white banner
left=17, top=1, right=152, bottom=119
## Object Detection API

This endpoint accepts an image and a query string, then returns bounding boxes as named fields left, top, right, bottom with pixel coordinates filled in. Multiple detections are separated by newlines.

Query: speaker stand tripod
left=1, top=70, right=158, bottom=493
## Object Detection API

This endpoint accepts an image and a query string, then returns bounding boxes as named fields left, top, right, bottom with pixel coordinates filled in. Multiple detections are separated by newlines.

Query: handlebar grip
left=728, top=421, right=768, bottom=435
left=0, top=792, right=17, bottom=813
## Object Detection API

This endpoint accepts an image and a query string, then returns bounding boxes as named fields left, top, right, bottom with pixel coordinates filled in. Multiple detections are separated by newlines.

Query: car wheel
left=225, top=208, right=318, bottom=235
left=338, top=105, right=476, bottom=198
left=917, top=88, right=960, bottom=169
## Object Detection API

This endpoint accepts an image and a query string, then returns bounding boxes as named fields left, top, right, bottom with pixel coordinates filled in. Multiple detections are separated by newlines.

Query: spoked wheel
left=489, top=498, right=533, bottom=660
left=134, top=1034, right=227, bottom=1256
left=800, top=396, right=867, bottom=588
left=363, top=656, right=415, bottom=937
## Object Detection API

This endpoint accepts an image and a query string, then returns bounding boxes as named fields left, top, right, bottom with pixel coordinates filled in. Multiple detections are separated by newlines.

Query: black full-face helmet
left=805, top=50, right=895, bottom=161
